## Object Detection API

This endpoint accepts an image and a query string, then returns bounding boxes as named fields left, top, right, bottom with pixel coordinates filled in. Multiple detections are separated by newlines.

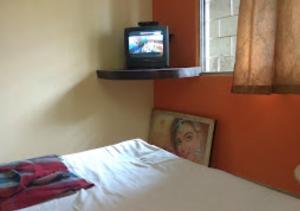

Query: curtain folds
left=232, top=0, right=300, bottom=94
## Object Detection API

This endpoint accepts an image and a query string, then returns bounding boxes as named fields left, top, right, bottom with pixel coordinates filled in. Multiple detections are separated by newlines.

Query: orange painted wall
left=153, top=0, right=300, bottom=196
left=153, top=0, right=199, bottom=67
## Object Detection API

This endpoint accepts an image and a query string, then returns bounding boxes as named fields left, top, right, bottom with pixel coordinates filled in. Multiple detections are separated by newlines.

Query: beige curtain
left=232, top=0, right=300, bottom=94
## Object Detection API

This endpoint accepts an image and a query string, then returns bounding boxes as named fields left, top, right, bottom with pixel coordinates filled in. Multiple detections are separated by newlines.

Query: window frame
left=200, top=0, right=206, bottom=72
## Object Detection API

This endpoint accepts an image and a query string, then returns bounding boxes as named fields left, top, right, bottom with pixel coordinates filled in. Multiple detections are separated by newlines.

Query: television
left=124, top=25, right=169, bottom=69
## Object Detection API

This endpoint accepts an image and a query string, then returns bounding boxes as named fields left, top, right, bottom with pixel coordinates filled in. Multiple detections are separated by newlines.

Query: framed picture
left=149, top=109, right=215, bottom=166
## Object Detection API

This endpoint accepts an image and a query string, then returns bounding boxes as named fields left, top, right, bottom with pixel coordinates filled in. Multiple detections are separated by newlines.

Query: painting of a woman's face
left=173, top=122, right=203, bottom=162
left=149, top=110, right=215, bottom=166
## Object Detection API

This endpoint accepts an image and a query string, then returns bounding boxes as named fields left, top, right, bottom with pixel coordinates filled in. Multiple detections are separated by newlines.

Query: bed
left=20, top=139, right=299, bottom=211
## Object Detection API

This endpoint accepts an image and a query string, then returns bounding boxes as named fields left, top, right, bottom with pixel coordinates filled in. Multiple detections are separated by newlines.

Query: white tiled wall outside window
left=204, top=0, right=240, bottom=72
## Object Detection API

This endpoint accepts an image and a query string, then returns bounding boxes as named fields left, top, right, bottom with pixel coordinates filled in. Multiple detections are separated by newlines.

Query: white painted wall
left=0, top=0, right=153, bottom=162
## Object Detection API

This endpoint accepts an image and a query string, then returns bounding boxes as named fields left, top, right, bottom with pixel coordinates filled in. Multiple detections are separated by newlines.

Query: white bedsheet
left=22, top=139, right=300, bottom=211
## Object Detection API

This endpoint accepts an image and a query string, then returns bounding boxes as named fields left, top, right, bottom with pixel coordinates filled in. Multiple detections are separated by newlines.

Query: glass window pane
left=203, top=0, right=240, bottom=72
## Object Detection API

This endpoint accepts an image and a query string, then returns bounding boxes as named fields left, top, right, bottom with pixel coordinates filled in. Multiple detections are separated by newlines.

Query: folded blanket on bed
left=0, top=155, right=93, bottom=211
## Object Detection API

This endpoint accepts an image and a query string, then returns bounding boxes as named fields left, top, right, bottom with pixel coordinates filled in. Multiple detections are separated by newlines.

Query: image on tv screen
left=128, top=31, right=163, bottom=56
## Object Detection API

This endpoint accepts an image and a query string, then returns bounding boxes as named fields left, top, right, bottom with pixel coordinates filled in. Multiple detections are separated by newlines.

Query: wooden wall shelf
left=96, top=67, right=201, bottom=80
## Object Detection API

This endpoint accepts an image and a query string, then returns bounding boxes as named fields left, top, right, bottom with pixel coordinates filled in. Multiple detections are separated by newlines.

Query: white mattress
left=21, top=139, right=300, bottom=211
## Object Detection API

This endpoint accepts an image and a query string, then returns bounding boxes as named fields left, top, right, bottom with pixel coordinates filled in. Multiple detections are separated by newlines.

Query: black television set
left=124, top=25, right=169, bottom=69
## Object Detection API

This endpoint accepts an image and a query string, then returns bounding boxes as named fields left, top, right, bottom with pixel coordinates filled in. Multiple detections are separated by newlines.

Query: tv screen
left=128, top=30, right=164, bottom=57
left=125, top=25, right=169, bottom=69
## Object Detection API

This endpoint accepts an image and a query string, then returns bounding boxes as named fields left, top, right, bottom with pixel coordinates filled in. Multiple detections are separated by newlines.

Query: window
left=201, top=0, right=240, bottom=73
